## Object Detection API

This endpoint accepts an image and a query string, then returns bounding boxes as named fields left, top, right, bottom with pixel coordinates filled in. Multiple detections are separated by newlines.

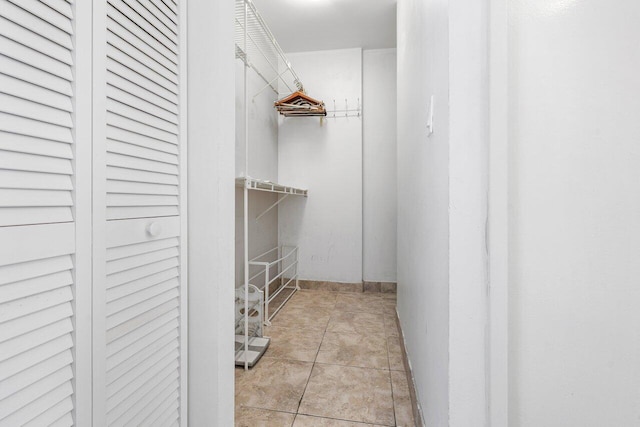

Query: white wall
left=448, top=0, right=489, bottom=425
left=235, top=62, right=279, bottom=181
left=397, top=0, right=488, bottom=425
left=235, top=61, right=279, bottom=287
left=363, top=49, right=397, bottom=283
left=397, top=0, right=450, bottom=423
left=187, top=0, right=235, bottom=424
left=278, top=48, right=363, bottom=284
left=507, top=1, right=640, bottom=425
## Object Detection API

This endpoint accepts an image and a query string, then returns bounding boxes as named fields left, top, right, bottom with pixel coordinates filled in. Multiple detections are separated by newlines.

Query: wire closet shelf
left=235, top=0, right=303, bottom=99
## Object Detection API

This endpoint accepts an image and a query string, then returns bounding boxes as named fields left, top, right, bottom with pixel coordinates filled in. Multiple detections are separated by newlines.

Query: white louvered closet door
left=0, top=0, right=81, bottom=426
left=94, top=0, right=187, bottom=425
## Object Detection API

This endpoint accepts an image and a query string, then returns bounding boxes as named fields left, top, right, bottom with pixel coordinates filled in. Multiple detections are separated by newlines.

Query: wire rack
left=235, top=0, right=303, bottom=98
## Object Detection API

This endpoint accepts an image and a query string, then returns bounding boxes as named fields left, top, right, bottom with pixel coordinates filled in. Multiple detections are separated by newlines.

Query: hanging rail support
left=253, top=68, right=291, bottom=101
left=256, top=194, right=289, bottom=220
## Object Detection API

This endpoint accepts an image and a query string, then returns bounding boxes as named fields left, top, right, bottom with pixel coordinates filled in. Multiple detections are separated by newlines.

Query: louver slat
left=0, top=304, right=73, bottom=344
left=109, top=0, right=177, bottom=53
left=106, top=4, right=176, bottom=67
left=107, top=30, right=177, bottom=86
left=107, top=325, right=178, bottom=383
left=0, top=35, right=72, bottom=80
left=106, top=141, right=177, bottom=166
left=107, top=126, right=178, bottom=155
left=151, top=403, right=180, bottom=427
left=107, top=236, right=180, bottom=261
left=107, top=57, right=177, bottom=105
left=107, top=85, right=178, bottom=125
left=0, top=0, right=72, bottom=49
left=0, top=170, right=72, bottom=191
left=107, top=166, right=178, bottom=186
left=0, top=54, right=72, bottom=97
left=108, top=71, right=179, bottom=115
left=0, top=16, right=72, bottom=65
left=39, top=0, right=73, bottom=20
left=0, top=73, right=73, bottom=112
left=107, top=98, right=178, bottom=134
left=140, top=0, right=178, bottom=34
left=150, top=0, right=178, bottom=27
left=0, top=93, right=73, bottom=127
left=107, top=16, right=177, bottom=74
left=107, top=310, right=178, bottom=363
left=0, top=351, right=73, bottom=401
left=23, top=397, right=74, bottom=427
left=6, top=0, right=73, bottom=34
left=0, top=336, right=73, bottom=383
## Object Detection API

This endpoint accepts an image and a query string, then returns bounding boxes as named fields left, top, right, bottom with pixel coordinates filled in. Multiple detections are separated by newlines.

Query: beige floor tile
left=390, top=371, right=416, bottom=427
left=288, top=291, right=338, bottom=310
left=316, top=332, right=389, bottom=370
left=381, top=300, right=397, bottom=316
left=387, top=336, right=405, bottom=372
left=383, top=315, right=399, bottom=337
left=299, top=364, right=395, bottom=426
left=235, top=406, right=296, bottom=427
left=293, top=414, right=378, bottom=426
left=235, top=358, right=313, bottom=413
left=327, top=311, right=385, bottom=336
left=273, top=305, right=332, bottom=331
left=263, top=325, right=324, bottom=362
left=335, top=293, right=384, bottom=313
left=269, top=287, right=297, bottom=314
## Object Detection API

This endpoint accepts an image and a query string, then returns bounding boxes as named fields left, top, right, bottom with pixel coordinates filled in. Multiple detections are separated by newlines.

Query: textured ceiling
left=251, top=0, right=397, bottom=53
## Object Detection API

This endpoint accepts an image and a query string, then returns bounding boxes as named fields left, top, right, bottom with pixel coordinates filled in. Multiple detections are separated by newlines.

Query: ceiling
left=251, top=0, right=397, bottom=53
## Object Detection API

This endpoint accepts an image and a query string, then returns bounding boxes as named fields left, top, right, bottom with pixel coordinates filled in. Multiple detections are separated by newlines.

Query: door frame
left=74, top=1, right=93, bottom=425
left=488, top=0, right=509, bottom=425
left=185, top=0, right=236, bottom=425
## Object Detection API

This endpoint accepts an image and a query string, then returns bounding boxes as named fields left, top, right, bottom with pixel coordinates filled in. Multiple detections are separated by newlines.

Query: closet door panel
left=96, top=0, right=185, bottom=424
left=0, top=1, right=78, bottom=424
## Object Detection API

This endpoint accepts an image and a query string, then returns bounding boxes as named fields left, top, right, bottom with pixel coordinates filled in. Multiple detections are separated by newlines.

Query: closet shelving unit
left=235, top=0, right=308, bottom=369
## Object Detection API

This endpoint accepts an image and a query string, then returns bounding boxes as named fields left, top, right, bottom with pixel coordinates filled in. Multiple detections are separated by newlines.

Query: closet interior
left=234, top=0, right=315, bottom=368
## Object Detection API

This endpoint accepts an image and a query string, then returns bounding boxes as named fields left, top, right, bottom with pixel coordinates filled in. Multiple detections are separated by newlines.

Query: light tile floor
left=235, top=290, right=416, bottom=427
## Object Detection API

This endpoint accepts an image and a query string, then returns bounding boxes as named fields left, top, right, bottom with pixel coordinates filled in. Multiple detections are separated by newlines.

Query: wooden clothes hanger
left=274, top=91, right=327, bottom=117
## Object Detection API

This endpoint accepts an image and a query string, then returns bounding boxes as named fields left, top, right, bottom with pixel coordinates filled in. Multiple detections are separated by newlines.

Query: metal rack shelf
left=249, top=246, right=300, bottom=324
left=235, top=0, right=303, bottom=99
left=236, top=177, right=308, bottom=196
left=237, top=177, right=308, bottom=220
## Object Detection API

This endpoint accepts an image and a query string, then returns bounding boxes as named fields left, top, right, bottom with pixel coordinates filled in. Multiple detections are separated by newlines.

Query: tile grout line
left=292, top=295, right=336, bottom=422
